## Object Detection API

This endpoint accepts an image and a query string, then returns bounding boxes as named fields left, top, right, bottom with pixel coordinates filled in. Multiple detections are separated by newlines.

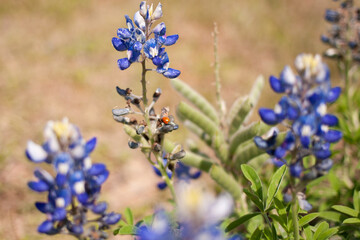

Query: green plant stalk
left=156, top=153, right=177, bottom=201
left=213, top=22, right=224, bottom=122
left=291, top=176, right=300, bottom=240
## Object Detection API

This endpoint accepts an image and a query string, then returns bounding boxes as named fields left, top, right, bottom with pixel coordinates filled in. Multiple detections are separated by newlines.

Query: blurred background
left=0, top=0, right=341, bottom=239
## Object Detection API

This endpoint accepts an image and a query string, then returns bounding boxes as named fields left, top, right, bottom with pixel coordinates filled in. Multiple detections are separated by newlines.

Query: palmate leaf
left=225, top=212, right=261, bottom=232
left=171, top=78, right=219, bottom=124
left=241, top=164, right=263, bottom=200
left=316, top=228, right=338, bottom=240
left=332, top=205, right=359, bottom=217
left=313, top=222, right=329, bottom=240
left=266, top=165, right=287, bottom=209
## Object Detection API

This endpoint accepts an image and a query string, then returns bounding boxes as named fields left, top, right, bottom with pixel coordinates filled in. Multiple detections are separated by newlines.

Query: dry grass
left=0, top=0, right=340, bottom=239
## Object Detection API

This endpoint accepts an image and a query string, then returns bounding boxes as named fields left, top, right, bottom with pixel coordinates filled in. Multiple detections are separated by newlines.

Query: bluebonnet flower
left=26, top=118, right=121, bottom=238
left=136, top=183, right=240, bottom=240
left=112, top=1, right=180, bottom=78
left=152, top=154, right=201, bottom=190
left=256, top=54, right=342, bottom=180
left=321, top=0, right=360, bottom=61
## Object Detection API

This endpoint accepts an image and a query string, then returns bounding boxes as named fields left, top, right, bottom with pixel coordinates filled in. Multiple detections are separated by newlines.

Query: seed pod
left=136, top=125, right=146, bottom=135
left=158, top=124, right=174, bottom=133
left=169, top=149, right=186, bottom=160
left=128, top=141, right=140, bottom=149
left=152, top=88, right=162, bottom=102
left=113, top=116, right=131, bottom=124
left=112, top=108, right=131, bottom=116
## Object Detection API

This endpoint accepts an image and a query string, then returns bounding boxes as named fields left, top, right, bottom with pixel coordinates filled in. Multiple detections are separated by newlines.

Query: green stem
left=156, top=154, right=177, bottom=201
left=141, top=60, right=148, bottom=107
left=291, top=177, right=300, bottom=240
left=213, top=22, right=223, bottom=122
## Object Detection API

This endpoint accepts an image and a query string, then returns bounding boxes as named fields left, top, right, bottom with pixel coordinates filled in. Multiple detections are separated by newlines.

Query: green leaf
left=266, top=165, right=287, bottom=209
left=183, top=120, right=212, bottom=146
left=225, top=212, right=261, bottom=232
left=229, top=121, right=270, bottom=156
left=250, top=226, right=263, bottom=240
left=241, top=164, right=263, bottom=199
left=354, top=190, right=360, bottom=211
left=115, top=225, right=138, bottom=235
left=316, top=227, right=338, bottom=240
left=244, top=188, right=264, bottom=212
left=303, top=224, right=313, bottom=240
left=332, top=205, right=359, bottom=217
left=313, top=222, right=329, bottom=240
left=299, top=213, right=320, bottom=227
left=318, top=211, right=342, bottom=222
left=273, top=198, right=287, bottom=223
left=228, top=98, right=253, bottom=136
left=343, top=218, right=360, bottom=224
left=177, top=101, right=219, bottom=137
left=124, top=207, right=134, bottom=225
left=269, top=214, right=287, bottom=230
left=210, top=165, right=243, bottom=200
left=171, top=78, right=219, bottom=124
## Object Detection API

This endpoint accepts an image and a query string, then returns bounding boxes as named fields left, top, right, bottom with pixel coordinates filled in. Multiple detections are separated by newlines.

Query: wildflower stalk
left=156, top=153, right=177, bottom=201
left=141, top=60, right=148, bottom=107
left=291, top=188, right=300, bottom=240
left=213, top=22, right=224, bottom=122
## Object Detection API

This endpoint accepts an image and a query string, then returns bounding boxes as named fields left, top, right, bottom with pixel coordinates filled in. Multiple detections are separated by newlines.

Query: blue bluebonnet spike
left=112, top=2, right=180, bottom=78
left=256, top=54, right=342, bottom=188
left=26, top=118, right=120, bottom=238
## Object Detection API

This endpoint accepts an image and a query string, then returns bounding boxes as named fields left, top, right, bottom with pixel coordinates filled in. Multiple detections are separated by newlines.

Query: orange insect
left=162, top=117, right=170, bottom=124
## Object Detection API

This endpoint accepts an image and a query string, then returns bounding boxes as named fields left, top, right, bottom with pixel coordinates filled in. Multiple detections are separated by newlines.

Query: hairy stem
left=291, top=177, right=300, bottom=240
left=156, top=153, right=177, bottom=201
left=213, top=22, right=224, bottom=123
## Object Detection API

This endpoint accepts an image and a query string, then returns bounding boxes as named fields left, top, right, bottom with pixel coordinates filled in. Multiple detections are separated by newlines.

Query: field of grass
left=0, top=0, right=340, bottom=239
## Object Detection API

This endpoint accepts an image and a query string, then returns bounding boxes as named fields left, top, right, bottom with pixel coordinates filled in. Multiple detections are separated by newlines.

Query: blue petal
left=117, top=28, right=132, bottom=39
left=28, top=180, right=49, bottom=192
left=190, top=171, right=202, bottom=179
left=117, top=58, right=131, bottom=70
left=290, top=163, right=302, bottom=178
left=92, top=202, right=108, bottom=214
left=272, top=158, right=285, bottom=167
left=86, top=137, right=97, bottom=154
left=68, top=224, right=83, bottom=235
left=326, top=87, right=341, bottom=103
left=163, top=68, right=180, bottom=78
left=112, top=37, right=127, bottom=51
left=55, top=174, right=67, bottom=187
left=259, top=108, right=278, bottom=125
left=153, top=22, right=166, bottom=36
left=269, top=76, right=285, bottom=93
left=52, top=207, right=67, bottom=221
left=157, top=182, right=168, bottom=190
left=300, top=136, right=310, bottom=148
left=125, top=15, right=134, bottom=31
left=34, top=169, right=54, bottom=185
left=316, top=158, right=333, bottom=172
left=314, top=149, right=331, bottom=160
left=103, top=212, right=121, bottom=225
left=26, top=141, right=48, bottom=163
left=95, top=170, right=109, bottom=185
left=325, top=9, right=340, bottom=23
left=164, top=35, right=179, bottom=46
left=321, top=35, right=330, bottom=43
left=58, top=189, right=71, bottom=206
left=116, top=86, right=127, bottom=96
left=275, top=147, right=286, bottom=159
left=253, top=136, right=269, bottom=149
left=321, top=114, right=338, bottom=126
left=77, top=193, right=88, bottom=204
left=152, top=56, right=162, bottom=66
left=35, top=202, right=53, bottom=214
left=324, top=130, right=342, bottom=143
left=153, top=166, right=162, bottom=177
left=88, top=163, right=106, bottom=176
left=38, top=220, right=53, bottom=234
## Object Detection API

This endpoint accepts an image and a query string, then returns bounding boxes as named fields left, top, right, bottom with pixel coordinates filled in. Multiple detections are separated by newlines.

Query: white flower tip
left=26, top=141, right=47, bottom=162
